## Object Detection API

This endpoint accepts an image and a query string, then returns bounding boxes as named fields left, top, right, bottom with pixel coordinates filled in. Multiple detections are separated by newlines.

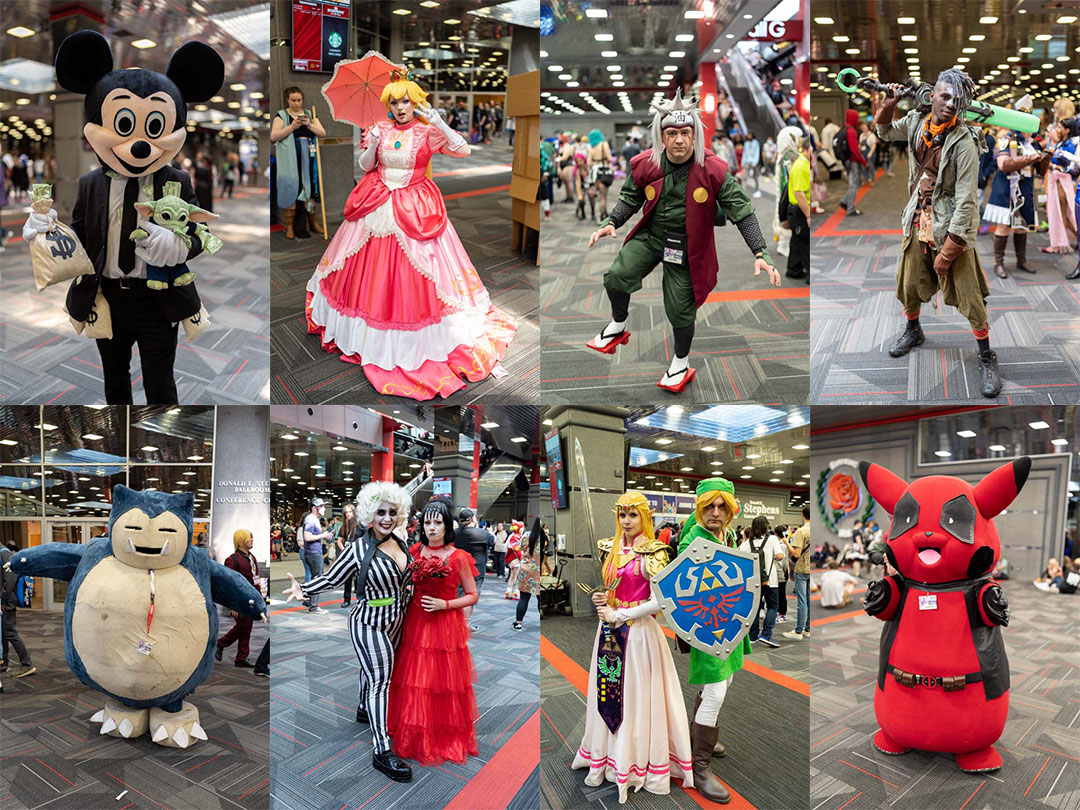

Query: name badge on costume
left=663, top=231, right=688, bottom=265
left=136, top=639, right=154, bottom=655
left=918, top=594, right=937, bottom=610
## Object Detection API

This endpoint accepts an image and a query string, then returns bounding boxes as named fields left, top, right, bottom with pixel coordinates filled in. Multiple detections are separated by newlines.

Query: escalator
left=719, top=48, right=785, bottom=142
left=476, top=452, right=525, bottom=519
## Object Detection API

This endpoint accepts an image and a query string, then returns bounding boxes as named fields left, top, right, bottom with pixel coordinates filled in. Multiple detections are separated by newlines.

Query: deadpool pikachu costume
left=858, top=457, right=1027, bottom=773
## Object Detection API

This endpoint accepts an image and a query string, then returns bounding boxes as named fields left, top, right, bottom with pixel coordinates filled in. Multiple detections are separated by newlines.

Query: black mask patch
left=967, top=546, right=995, bottom=579
left=885, top=544, right=899, bottom=571
left=941, top=494, right=976, bottom=544
left=890, top=492, right=919, bottom=538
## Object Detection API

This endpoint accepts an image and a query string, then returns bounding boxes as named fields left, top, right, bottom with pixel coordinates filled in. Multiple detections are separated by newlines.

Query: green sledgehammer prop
left=835, top=68, right=1040, bottom=133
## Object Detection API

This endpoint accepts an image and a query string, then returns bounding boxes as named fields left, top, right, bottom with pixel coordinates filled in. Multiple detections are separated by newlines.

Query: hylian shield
left=651, top=538, right=760, bottom=658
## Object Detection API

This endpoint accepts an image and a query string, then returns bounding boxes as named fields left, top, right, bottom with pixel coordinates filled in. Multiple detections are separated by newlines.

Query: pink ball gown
left=304, top=117, right=517, bottom=400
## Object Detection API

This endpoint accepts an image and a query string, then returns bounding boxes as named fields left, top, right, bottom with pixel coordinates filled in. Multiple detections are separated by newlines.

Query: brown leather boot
left=692, top=691, right=726, bottom=757
left=690, top=722, right=731, bottom=803
left=281, top=207, right=295, bottom=239
left=308, top=208, right=324, bottom=235
left=1014, top=232, right=1035, bottom=273
left=992, top=233, right=1007, bottom=278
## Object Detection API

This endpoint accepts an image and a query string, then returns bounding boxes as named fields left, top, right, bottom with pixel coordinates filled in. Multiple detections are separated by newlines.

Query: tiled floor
left=539, top=173, right=810, bottom=405
left=0, top=186, right=272, bottom=405
left=270, top=141, right=539, bottom=405
left=268, top=555, right=539, bottom=810
left=811, top=169, right=1080, bottom=404
left=0, top=605, right=270, bottom=810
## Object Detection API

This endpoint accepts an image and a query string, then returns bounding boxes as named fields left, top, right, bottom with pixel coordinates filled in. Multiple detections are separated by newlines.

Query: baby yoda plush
left=130, top=181, right=223, bottom=290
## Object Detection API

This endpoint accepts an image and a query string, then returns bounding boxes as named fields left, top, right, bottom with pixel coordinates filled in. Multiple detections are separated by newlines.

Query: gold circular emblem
left=645, top=185, right=656, bottom=200
left=693, top=187, right=708, bottom=203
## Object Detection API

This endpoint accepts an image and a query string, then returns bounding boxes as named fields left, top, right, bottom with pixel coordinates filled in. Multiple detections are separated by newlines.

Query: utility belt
left=608, top=596, right=648, bottom=608
left=886, top=663, right=983, bottom=692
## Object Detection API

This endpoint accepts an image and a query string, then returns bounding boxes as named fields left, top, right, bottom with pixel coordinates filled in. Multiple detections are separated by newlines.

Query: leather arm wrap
left=978, top=582, right=1009, bottom=626
left=998, top=154, right=1035, bottom=173
left=934, top=232, right=966, bottom=275
left=734, top=213, right=767, bottom=256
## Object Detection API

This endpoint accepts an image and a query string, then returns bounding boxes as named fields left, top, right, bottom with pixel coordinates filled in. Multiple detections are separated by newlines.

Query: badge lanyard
left=147, top=569, right=156, bottom=634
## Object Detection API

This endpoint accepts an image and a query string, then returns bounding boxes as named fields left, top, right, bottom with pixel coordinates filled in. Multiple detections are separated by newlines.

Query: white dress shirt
left=104, top=174, right=153, bottom=280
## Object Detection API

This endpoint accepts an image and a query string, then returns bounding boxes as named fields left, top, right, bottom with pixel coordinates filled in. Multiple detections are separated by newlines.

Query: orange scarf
left=922, top=115, right=957, bottom=149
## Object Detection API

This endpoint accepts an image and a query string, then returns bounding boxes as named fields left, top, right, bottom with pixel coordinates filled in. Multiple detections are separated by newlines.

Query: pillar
left=370, top=415, right=395, bottom=482
left=210, top=406, right=271, bottom=565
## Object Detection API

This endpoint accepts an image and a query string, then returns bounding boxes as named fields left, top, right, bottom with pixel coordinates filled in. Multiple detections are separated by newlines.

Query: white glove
left=23, top=208, right=57, bottom=242
left=613, top=597, right=660, bottom=623
left=132, top=220, right=189, bottom=267
left=418, top=102, right=467, bottom=151
left=359, top=127, right=380, bottom=173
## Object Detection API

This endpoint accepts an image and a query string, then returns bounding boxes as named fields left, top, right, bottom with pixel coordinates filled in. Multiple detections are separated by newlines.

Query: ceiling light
left=82, top=433, right=103, bottom=441
left=601, top=50, right=618, bottom=57
left=7, top=26, right=34, bottom=37
left=901, top=35, right=917, bottom=42
left=656, top=438, right=673, bottom=445
left=957, top=430, right=977, bottom=438
left=934, top=450, right=952, bottom=457
left=979, top=16, right=997, bottom=24
left=511, top=436, right=527, bottom=443
left=585, top=8, right=607, bottom=17
left=1057, top=15, right=1077, bottom=23
left=832, top=35, right=849, bottom=42
left=741, top=475, right=751, bottom=479
left=814, top=17, right=834, bottom=24
left=742, top=466, right=755, bottom=471
left=1029, top=421, right=1050, bottom=429
left=897, top=17, right=915, bottom=24
left=989, top=444, right=1006, bottom=452
left=132, top=39, right=157, bottom=49
left=792, top=444, right=809, bottom=450
left=141, top=445, right=158, bottom=452
left=595, top=33, right=614, bottom=41
left=281, top=433, right=298, bottom=440
left=392, top=8, right=411, bottom=14
left=443, top=18, right=461, bottom=24
left=675, top=34, right=695, bottom=42
left=1051, top=438, right=1069, bottom=446
left=295, top=451, right=309, bottom=457
left=1035, top=34, right=1053, bottom=41
left=669, top=51, right=685, bottom=58
left=845, top=48, right=860, bottom=54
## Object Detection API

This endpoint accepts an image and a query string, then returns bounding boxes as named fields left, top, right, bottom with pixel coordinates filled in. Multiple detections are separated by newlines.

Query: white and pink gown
left=305, top=117, right=517, bottom=400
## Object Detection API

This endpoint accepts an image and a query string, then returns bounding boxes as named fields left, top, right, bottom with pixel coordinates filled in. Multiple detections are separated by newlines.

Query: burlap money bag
left=66, top=289, right=113, bottom=340
left=28, top=186, right=93, bottom=291
left=182, top=304, right=211, bottom=341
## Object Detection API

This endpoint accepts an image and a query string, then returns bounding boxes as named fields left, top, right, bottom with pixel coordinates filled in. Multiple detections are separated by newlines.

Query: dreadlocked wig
left=933, top=68, right=976, bottom=112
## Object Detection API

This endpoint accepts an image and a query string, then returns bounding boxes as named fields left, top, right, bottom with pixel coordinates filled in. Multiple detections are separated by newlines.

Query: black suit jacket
left=66, top=165, right=204, bottom=322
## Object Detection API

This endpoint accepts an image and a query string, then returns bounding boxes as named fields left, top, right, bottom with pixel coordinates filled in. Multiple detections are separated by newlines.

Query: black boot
left=1014, top=232, right=1035, bottom=273
left=1067, top=255, right=1080, bottom=280
left=294, top=205, right=311, bottom=239
left=214, top=645, right=223, bottom=661
left=356, top=703, right=369, bottom=724
left=888, top=322, right=925, bottom=357
left=373, top=749, right=412, bottom=782
left=992, top=233, right=1008, bottom=278
left=978, top=350, right=1002, bottom=397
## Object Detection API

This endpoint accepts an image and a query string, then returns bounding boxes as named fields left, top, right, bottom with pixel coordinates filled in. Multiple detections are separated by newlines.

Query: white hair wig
left=649, top=88, right=704, bottom=170
left=356, top=480, right=412, bottom=529
left=775, top=125, right=803, bottom=165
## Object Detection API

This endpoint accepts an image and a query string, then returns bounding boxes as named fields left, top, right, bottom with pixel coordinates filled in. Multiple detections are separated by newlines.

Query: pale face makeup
left=424, top=511, right=446, bottom=547
left=372, top=501, right=399, bottom=540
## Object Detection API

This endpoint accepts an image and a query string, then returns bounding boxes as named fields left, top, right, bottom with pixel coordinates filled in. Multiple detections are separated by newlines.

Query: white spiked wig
left=650, top=88, right=705, bottom=169
left=356, top=480, right=412, bottom=529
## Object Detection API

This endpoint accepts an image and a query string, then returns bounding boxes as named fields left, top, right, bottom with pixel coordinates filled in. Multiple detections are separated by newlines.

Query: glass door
left=45, top=520, right=108, bottom=608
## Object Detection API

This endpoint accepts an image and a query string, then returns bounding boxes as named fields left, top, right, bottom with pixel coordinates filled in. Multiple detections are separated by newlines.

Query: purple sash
left=595, top=621, right=629, bottom=733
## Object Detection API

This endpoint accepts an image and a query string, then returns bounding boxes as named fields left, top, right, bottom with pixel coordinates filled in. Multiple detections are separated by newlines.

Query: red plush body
left=858, top=457, right=1029, bottom=773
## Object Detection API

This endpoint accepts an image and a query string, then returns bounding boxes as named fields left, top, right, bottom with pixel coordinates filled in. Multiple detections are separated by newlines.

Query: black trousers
left=787, top=205, right=810, bottom=277
left=254, top=638, right=270, bottom=674
left=96, top=279, right=179, bottom=404
left=2, top=609, right=31, bottom=666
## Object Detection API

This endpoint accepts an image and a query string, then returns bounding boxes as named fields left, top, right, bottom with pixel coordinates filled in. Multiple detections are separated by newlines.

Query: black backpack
left=778, top=169, right=791, bottom=222
left=833, top=125, right=852, bottom=163
left=750, top=536, right=772, bottom=584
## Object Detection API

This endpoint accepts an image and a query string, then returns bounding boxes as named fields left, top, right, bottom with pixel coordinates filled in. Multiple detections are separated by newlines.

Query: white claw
left=172, top=727, right=190, bottom=748
left=90, top=709, right=105, bottom=723
left=117, top=718, right=134, bottom=738
left=127, top=539, right=136, bottom=553
left=191, top=722, right=207, bottom=741
left=100, top=717, right=117, bottom=734
left=152, top=725, right=168, bottom=742
left=160, top=540, right=169, bottom=556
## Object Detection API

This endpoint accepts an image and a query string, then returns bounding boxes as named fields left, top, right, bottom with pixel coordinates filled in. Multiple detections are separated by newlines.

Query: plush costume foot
left=150, top=702, right=208, bottom=748
left=92, top=699, right=149, bottom=739
left=872, top=728, right=911, bottom=755
left=586, top=322, right=631, bottom=354
left=955, top=746, right=1003, bottom=773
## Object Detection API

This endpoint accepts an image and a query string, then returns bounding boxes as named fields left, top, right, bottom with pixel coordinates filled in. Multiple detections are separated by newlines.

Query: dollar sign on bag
left=46, top=230, right=77, bottom=261
left=86, top=308, right=98, bottom=325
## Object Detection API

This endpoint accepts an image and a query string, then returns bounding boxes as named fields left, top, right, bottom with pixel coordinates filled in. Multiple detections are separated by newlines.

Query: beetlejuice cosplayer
left=585, top=91, right=780, bottom=393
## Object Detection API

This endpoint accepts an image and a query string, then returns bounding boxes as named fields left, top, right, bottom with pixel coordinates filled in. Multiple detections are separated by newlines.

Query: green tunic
left=678, top=523, right=751, bottom=685
left=601, top=153, right=772, bottom=327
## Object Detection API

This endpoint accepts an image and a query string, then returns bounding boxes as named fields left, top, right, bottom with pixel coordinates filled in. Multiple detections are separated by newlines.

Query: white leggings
left=694, top=676, right=732, bottom=727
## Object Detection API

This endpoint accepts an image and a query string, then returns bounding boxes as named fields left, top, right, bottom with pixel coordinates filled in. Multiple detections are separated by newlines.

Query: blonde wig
left=232, top=528, right=253, bottom=551
left=603, top=491, right=656, bottom=588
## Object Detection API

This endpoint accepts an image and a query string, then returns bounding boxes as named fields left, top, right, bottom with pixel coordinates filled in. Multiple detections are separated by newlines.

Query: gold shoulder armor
left=597, top=537, right=615, bottom=556
left=633, top=539, right=672, bottom=579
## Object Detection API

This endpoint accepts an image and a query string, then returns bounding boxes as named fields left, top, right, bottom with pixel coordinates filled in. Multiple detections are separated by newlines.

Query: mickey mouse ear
left=166, top=41, right=225, bottom=103
left=55, top=30, right=114, bottom=95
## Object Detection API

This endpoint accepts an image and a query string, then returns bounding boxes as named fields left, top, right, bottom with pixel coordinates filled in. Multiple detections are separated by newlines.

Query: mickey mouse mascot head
left=23, top=30, right=224, bottom=404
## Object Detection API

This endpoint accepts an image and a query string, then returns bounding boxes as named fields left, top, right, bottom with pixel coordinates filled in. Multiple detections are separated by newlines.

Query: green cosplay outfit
left=678, top=512, right=751, bottom=685
left=602, top=152, right=772, bottom=328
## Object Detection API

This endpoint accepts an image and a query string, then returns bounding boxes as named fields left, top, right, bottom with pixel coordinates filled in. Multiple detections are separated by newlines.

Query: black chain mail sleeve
left=606, top=199, right=638, bottom=230
left=733, top=212, right=767, bottom=256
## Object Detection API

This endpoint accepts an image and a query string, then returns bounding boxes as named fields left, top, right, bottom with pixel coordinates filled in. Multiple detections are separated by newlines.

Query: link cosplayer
left=585, top=91, right=780, bottom=393
left=874, top=68, right=1001, bottom=397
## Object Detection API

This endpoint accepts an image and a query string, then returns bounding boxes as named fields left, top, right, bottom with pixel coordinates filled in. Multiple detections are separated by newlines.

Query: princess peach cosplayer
left=305, top=64, right=517, bottom=400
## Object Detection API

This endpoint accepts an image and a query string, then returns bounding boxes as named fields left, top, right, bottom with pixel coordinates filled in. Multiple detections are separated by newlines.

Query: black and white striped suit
left=302, top=528, right=412, bottom=753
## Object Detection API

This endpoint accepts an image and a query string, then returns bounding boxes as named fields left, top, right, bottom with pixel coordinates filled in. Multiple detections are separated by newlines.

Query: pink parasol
left=321, top=50, right=407, bottom=130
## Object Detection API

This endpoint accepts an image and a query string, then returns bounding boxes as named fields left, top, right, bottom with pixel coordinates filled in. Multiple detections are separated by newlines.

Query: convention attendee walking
left=0, top=543, right=35, bottom=677
left=300, top=498, right=334, bottom=614
left=783, top=506, right=812, bottom=641
left=455, top=508, right=490, bottom=631
left=216, top=529, right=258, bottom=667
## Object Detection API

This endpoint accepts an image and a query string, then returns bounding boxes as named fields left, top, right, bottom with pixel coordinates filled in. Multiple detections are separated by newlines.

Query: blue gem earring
left=388, top=110, right=394, bottom=120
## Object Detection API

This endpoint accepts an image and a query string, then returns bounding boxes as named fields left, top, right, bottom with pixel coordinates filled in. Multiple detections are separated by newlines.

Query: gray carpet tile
left=539, top=173, right=810, bottom=405
left=810, top=574, right=1080, bottom=810
left=0, top=187, right=271, bottom=405
left=542, top=583, right=810, bottom=810
left=0, top=605, right=270, bottom=810
left=811, top=170, right=1080, bottom=405
left=268, top=554, right=539, bottom=810
left=269, top=142, right=539, bottom=406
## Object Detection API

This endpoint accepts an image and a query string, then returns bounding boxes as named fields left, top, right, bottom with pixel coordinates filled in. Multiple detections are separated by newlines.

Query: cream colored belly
left=71, top=557, right=210, bottom=701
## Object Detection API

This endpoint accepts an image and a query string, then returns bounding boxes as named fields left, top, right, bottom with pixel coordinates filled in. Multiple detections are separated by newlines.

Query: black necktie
left=118, top=177, right=140, bottom=274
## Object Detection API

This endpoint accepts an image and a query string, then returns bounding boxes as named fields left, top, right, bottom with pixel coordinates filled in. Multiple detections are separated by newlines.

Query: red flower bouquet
left=411, top=554, right=451, bottom=583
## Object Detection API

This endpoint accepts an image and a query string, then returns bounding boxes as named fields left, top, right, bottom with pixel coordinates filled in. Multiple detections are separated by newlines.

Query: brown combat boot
left=690, top=721, right=731, bottom=803
left=281, top=207, right=295, bottom=239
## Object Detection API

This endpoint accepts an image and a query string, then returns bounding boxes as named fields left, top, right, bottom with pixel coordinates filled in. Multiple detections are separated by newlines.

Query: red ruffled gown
left=305, top=117, right=517, bottom=400
left=387, top=544, right=480, bottom=765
